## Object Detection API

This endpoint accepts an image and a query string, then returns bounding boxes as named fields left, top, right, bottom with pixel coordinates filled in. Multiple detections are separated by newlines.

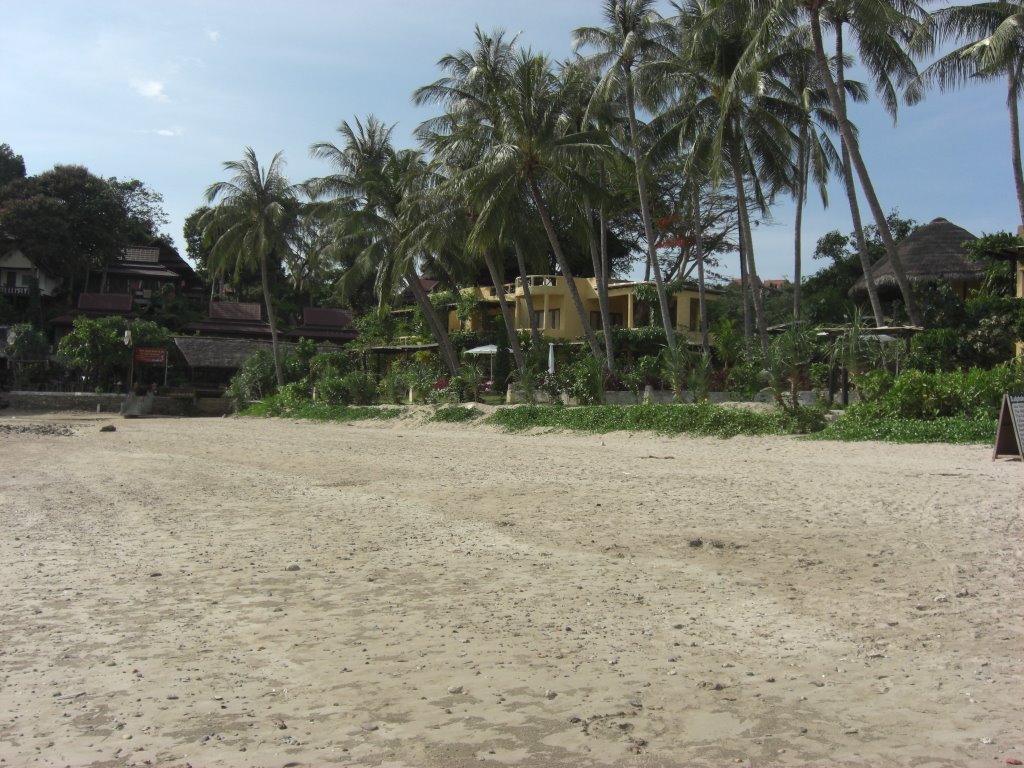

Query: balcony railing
left=0, top=286, right=29, bottom=296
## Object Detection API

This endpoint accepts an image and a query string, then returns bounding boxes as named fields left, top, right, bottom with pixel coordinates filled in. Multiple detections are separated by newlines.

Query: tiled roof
left=78, top=293, right=134, bottom=312
left=302, top=307, right=352, bottom=328
left=209, top=302, right=262, bottom=321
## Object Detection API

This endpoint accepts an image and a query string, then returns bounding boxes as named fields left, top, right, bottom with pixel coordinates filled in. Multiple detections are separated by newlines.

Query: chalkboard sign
left=992, top=394, right=1024, bottom=460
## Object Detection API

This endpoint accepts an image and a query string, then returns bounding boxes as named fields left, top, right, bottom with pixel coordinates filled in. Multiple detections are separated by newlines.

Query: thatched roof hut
left=850, top=217, right=983, bottom=299
left=172, top=336, right=288, bottom=370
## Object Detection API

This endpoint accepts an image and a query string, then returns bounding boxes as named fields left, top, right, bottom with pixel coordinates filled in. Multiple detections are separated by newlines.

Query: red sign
left=134, top=347, right=167, bottom=364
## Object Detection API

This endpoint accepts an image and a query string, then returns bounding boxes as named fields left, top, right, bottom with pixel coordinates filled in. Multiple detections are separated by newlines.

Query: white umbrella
left=464, top=344, right=498, bottom=381
left=464, top=344, right=498, bottom=355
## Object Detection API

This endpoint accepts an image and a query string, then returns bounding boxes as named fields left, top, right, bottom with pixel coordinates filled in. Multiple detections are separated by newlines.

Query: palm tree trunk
left=836, top=25, right=885, bottom=326
left=260, top=253, right=284, bottom=388
left=1007, top=65, right=1024, bottom=227
left=810, top=11, right=920, bottom=326
left=514, top=240, right=542, bottom=346
left=405, top=269, right=460, bottom=377
left=793, top=125, right=807, bottom=323
left=693, top=187, right=710, bottom=353
left=599, top=205, right=617, bottom=369
left=731, top=132, right=770, bottom=357
left=624, top=72, right=677, bottom=348
left=586, top=203, right=615, bottom=372
left=738, top=236, right=752, bottom=343
left=483, top=250, right=526, bottom=372
left=528, top=178, right=603, bottom=358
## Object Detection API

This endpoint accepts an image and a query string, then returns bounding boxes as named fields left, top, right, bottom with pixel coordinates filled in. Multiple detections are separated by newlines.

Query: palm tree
left=309, top=116, right=461, bottom=376
left=655, top=0, right=799, bottom=356
left=828, top=8, right=886, bottom=326
left=910, top=1, right=1024, bottom=226
left=774, top=31, right=849, bottom=322
left=749, top=0, right=926, bottom=325
left=413, top=28, right=530, bottom=372
left=459, top=49, right=608, bottom=359
left=559, top=57, right=626, bottom=372
left=202, top=147, right=299, bottom=387
left=574, top=0, right=680, bottom=348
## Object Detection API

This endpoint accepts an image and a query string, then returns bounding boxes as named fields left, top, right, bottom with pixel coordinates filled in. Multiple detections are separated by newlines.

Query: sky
left=0, top=1, right=1017, bottom=284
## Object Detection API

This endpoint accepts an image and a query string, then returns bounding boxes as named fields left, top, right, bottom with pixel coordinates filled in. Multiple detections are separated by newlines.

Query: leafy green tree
left=0, top=143, right=26, bottom=188
left=57, top=316, right=169, bottom=390
left=7, top=323, right=49, bottom=388
left=0, top=165, right=131, bottom=293
left=107, top=177, right=171, bottom=243
left=202, top=148, right=300, bottom=387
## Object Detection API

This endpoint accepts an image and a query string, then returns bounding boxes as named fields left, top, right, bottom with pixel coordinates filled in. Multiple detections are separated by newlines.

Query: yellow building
left=447, top=275, right=716, bottom=343
left=1017, top=227, right=1024, bottom=357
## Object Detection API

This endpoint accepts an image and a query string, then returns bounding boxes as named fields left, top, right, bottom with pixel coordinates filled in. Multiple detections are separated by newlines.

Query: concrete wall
left=5, top=391, right=189, bottom=415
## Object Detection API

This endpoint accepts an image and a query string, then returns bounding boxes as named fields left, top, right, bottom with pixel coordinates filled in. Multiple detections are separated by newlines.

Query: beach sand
left=1, top=409, right=1021, bottom=767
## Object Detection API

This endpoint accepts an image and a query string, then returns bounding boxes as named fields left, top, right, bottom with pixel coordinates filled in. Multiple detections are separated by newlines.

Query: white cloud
left=132, top=79, right=168, bottom=101
left=205, top=29, right=221, bottom=43
left=155, top=127, right=182, bottom=137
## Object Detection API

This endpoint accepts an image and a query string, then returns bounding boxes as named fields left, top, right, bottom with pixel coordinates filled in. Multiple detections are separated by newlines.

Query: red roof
left=209, top=302, right=262, bottom=321
left=730, top=278, right=789, bottom=289
left=302, top=307, right=352, bottom=327
left=287, top=307, right=357, bottom=342
left=78, top=293, right=134, bottom=312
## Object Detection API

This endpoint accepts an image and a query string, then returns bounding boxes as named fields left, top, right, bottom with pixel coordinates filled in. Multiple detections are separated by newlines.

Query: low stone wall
left=4, top=391, right=189, bottom=416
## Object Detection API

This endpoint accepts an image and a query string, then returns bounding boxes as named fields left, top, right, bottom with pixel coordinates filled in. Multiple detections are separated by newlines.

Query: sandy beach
left=1, top=409, right=1021, bottom=767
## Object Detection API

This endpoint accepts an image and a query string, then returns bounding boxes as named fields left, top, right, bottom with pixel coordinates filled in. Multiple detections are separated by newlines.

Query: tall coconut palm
left=748, top=0, right=926, bottom=325
left=574, top=0, right=680, bottom=348
left=309, top=116, right=461, bottom=375
left=910, top=1, right=1024, bottom=226
left=654, top=0, right=800, bottom=356
left=413, top=28, right=530, bottom=372
left=460, top=49, right=608, bottom=359
left=828, top=8, right=886, bottom=326
left=202, top=147, right=299, bottom=387
left=773, top=31, right=851, bottom=322
left=559, top=57, right=627, bottom=372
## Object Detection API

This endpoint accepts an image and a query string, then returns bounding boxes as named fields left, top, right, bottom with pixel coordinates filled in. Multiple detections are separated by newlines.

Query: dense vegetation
left=5, top=3, right=1024, bottom=448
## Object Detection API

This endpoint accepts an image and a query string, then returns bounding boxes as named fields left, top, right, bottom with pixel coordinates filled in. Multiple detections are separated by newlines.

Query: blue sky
left=0, top=1, right=1016, bottom=283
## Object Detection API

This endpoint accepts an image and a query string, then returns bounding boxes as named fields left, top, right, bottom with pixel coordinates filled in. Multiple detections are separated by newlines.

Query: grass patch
left=241, top=399, right=402, bottom=423
left=485, top=402, right=825, bottom=438
left=810, top=412, right=995, bottom=444
left=430, top=405, right=481, bottom=423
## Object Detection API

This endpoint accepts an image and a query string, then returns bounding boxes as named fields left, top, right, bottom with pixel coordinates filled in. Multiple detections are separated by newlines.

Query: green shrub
left=314, top=375, right=348, bottom=405
left=486, top=402, right=824, bottom=437
left=274, top=381, right=311, bottom=409
left=431, top=405, right=480, bottom=423
left=726, top=357, right=763, bottom=399
left=559, top=354, right=605, bottom=405
left=906, top=328, right=961, bottom=372
left=244, top=398, right=401, bottom=422
left=309, top=351, right=354, bottom=382
left=226, top=351, right=277, bottom=408
left=812, top=411, right=995, bottom=444
left=340, top=370, right=378, bottom=406
left=852, top=369, right=894, bottom=402
left=846, top=364, right=1024, bottom=421
left=660, top=343, right=690, bottom=402
left=377, top=371, right=407, bottom=404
